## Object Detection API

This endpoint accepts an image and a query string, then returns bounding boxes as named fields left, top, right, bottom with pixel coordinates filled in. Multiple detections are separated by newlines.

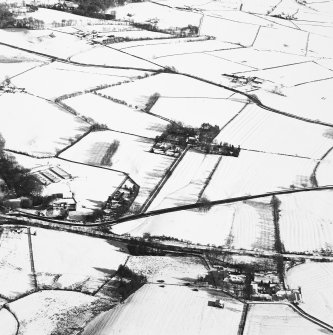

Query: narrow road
left=7, top=184, right=333, bottom=228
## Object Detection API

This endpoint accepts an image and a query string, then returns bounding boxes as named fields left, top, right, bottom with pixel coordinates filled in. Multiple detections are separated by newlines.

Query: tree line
left=0, top=134, right=41, bottom=200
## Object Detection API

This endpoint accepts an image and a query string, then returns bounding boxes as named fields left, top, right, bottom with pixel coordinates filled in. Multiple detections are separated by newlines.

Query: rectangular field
left=0, top=93, right=89, bottom=157
left=64, top=93, right=168, bottom=138
left=114, top=2, right=201, bottom=30
left=150, top=97, right=246, bottom=128
left=12, top=62, right=146, bottom=99
left=316, top=147, right=333, bottom=186
left=70, top=45, right=162, bottom=70
left=200, top=16, right=260, bottom=46
left=97, top=73, right=233, bottom=108
left=243, top=303, right=326, bottom=334
left=60, top=131, right=175, bottom=208
left=82, top=284, right=243, bottom=335
left=117, top=39, right=242, bottom=58
left=254, top=79, right=333, bottom=126
left=278, top=190, right=333, bottom=253
left=113, top=197, right=275, bottom=250
left=0, top=228, right=34, bottom=299
left=147, top=151, right=220, bottom=210
left=215, top=104, right=333, bottom=159
left=202, top=150, right=316, bottom=201
left=40, top=158, right=126, bottom=212
left=0, top=28, right=93, bottom=59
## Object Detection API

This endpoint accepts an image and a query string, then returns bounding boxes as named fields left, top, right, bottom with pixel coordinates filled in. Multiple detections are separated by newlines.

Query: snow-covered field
left=82, top=284, right=243, bottom=335
left=126, top=256, right=208, bottom=284
left=42, top=158, right=126, bottom=211
left=286, top=262, right=333, bottom=327
left=23, top=7, right=105, bottom=26
left=9, top=290, right=99, bottom=335
left=114, top=197, right=275, bottom=250
left=208, top=47, right=307, bottom=70
left=113, top=2, right=201, bottom=30
left=115, top=38, right=241, bottom=57
left=60, top=131, right=175, bottom=208
left=0, top=29, right=93, bottom=59
left=253, top=26, right=308, bottom=56
left=215, top=104, right=333, bottom=159
left=200, top=16, right=260, bottom=46
left=0, top=93, right=89, bottom=157
left=240, top=61, right=333, bottom=87
left=243, top=303, right=326, bottom=334
left=155, top=51, right=253, bottom=81
left=278, top=190, right=333, bottom=253
left=0, top=43, right=46, bottom=82
left=253, top=81, right=333, bottom=126
left=102, top=29, right=171, bottom=40
left=0, top=61, right=42, bottom=84
left=202, top=151, right=315, bottom=200
left=0, top=228, right=128, bottom=294
left=0, top=229, right=33, bottom=299
left=97, top=73, right=233, bottom=108
left=64, top=93, right=168, bottom=137
left=151, top=97, right=246, bottom=128
left=70, top=45, right=162, bottom=70
left=308, top=34, right=333, bottom=59
left=0, top=309, right=17, bottom=335
left=316, top=148, right=333, bottom=186
left=11, top=62, right=145, bottom=99
left=147, top=151, right=220, bottom=210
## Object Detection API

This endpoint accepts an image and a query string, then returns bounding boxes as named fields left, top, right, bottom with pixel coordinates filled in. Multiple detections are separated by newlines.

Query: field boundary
left=237, top=303, right=249, bottom=335
left=139, top=145, right=190, bottom=213
left=311, top=145, right=333, bottom=187
left=197, top=155, right=223, bottom=200
left=55, top=127, right=93, bottom=157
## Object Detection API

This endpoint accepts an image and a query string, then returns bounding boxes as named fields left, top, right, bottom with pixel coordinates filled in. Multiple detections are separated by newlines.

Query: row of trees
left=0, top=4, right=44, bottom=29
left=116, top=265, right=147, bottom=300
